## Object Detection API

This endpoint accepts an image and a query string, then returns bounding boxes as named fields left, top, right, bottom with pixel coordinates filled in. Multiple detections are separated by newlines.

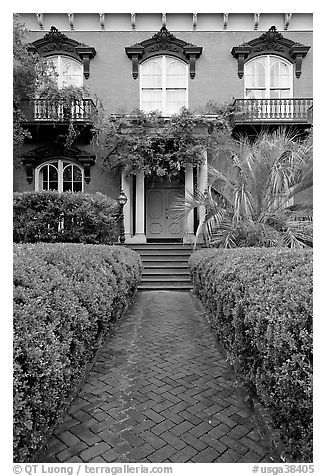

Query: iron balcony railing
left=232, top=98, right=313, bottom=123
left=20, top=98, right=96, bottom=122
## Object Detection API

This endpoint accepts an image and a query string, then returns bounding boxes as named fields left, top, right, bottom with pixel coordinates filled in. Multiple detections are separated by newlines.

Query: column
left=121, top=169, right=132, bottom=242
left=132, top=171, right=146, bottom=243
left=184, top=165, right=195, bottom=243
left=198, top=150, right=208, bottom=223
left=197, top=150, right=208, bottom=243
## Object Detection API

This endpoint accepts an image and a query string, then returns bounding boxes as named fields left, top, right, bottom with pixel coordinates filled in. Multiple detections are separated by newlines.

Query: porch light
left=117, top=189, right=128, bottom=207
left=117, top=189, right=128, bottom=244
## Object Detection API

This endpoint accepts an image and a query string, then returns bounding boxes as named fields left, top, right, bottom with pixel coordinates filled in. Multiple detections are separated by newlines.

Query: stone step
left=134, top=249, right=192, bottom=256
left=142, top=268, right=189, bottom=275
left=143, top=262, right=189, bottom=269
left=141, top=277, right=191, bottom=284
left=138, top=283, right=192, bottom=291
left=127, top=243, right=194, bottom=250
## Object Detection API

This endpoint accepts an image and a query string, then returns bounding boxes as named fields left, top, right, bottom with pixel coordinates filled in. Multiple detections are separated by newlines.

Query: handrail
left=20, top=98, right=96, bottom=122
left=232, top=98, right=313, bottom=122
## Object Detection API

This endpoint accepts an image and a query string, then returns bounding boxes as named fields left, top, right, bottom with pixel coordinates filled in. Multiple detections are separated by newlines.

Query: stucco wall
left=25, top=29, right=313, bottom=114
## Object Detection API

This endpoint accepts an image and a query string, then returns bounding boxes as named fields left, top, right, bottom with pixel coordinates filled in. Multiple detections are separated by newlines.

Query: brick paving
left=40, top=291, right=272, bottom=463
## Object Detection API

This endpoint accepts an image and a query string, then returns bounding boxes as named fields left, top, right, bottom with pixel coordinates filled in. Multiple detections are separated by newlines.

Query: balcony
left=231, top=98, right=313, bottom=128
left=20, top=98, right=96, bottom=124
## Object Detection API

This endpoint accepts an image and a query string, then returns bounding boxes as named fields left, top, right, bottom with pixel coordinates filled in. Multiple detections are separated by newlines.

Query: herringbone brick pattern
left=40, top=291, right=272, bottom=463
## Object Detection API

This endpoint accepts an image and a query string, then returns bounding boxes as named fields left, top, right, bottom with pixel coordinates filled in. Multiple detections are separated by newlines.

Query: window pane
left=141, top=60, right=162, bottom=88
left=166, top=60, right=187, bottom=88
left=39, top=163, right=58, bottom=191
left=141, top=89, right=163, bottom=112
left=270, top=89, right=291, bottom=99
left=61, top=57, right=83, bottom=88
left=166, top=90, right=186, bottom=114
left=245, top=89, right=265, bottom=99
left=245, top=59, right=265, bottom=88
left=270, top=60, right=289, bottom=88
left=63, top=164, right=73, bottom=181
left=63, top=164, right=83, bottom=192
left=73, top=166, right=83, bottom=182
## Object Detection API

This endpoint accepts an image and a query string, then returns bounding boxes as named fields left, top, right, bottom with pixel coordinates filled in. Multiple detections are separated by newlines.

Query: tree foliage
left=176, top=129, right=313, bottom=249
left=13, top=15, right=99, bottom=151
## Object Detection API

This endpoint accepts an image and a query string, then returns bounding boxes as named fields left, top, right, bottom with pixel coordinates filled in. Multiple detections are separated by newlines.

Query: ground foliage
left=189, top=247, right=313, bottom=462
left=13, top=243, right=142, bottom=462
left=13, top=191, right=119, bottom=244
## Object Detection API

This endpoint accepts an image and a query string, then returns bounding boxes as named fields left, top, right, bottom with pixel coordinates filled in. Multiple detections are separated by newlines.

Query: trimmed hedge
left=189, top=248, right=312, bottom=462
left=13, top=243, right=142, bottom=462
left=13, top=191, right=119, bottom=244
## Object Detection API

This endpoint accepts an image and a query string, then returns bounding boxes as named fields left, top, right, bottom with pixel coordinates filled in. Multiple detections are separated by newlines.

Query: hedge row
left=13, top=191, right=119, bottom=244
left=189, top=248, right=313, bottom=462
left=13, top=243, right=142, bottom=462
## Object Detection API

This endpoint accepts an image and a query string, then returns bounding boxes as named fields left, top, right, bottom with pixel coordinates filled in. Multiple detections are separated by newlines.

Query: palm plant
left=177, top=129, right=313, bottom=248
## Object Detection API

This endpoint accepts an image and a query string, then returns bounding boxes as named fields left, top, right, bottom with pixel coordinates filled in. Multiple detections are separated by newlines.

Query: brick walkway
left=41, top=291, right=272, bottom=464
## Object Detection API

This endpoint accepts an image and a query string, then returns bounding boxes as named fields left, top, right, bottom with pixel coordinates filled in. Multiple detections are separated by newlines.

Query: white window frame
left=35, top=159, right=84, bottom=193
left=139, top=55, right=189, bottom=115
left=46, top=55, right=84, bottom=89
left=244, top=55, right=293, bottom=99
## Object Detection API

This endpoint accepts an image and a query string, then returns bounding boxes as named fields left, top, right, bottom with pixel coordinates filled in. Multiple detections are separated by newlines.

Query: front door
left=146, top=187, right=183, bottom=239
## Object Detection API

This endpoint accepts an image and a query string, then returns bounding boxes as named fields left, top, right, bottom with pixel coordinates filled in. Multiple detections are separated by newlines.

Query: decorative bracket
left=230, top=45, right=252, bottom=78
left=231, top=26, right=310, bottom=79
left=254, top=13, right=260, bottom=30
left=99, top=13, right=105, bottom=30
left=125, top=44, right=145, bottom=79
left=192, top=13, right=197, bottom=31
left=21, top=157, right=36, bottom=184
left=223, top=14, right=229, bottom=30
left=131, top=13, right=136, bottom=31
left=289, top=45, right=310, bottom=78
left=284, top=13, right=292, bottom=30
left=184, top=45, right=203, bottom=79
left=67, top=13, right=74, bottom=31
left=76, top=46, right=96, bottom=79
left=36, top=13, right=44, bottom=30
left=28, top=26, right=96, bottom=80
left=125, top=26, right=203, bottom=80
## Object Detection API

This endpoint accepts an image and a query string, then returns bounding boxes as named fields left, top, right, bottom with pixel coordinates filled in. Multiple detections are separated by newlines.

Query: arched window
left=140, top=56, right=188, bottom=115
left=45, top=55, right=83, bottom=88
left=35, top=160, right=84, bottom=192
left=244, top=55, right=293, bottom=99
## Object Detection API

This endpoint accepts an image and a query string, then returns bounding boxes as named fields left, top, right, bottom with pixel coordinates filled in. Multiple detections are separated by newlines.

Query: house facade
left=14, top=13, right=313, bottom=244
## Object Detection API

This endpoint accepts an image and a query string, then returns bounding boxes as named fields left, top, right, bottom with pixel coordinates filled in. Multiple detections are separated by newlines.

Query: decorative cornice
left=231, top=26, right=310, bottom=78
left=125, top=26, right=203, bottom=79
left=21, top=144, right=95, bottom=184
left=28, top=26, right=96, bottom=79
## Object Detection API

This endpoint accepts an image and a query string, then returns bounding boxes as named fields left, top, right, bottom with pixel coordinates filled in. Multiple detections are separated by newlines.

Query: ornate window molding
left=28, top=26, right=96, bottom=79
left=125, top=26, right=203, bottom=80
left=231, top=26, right=310, bottom=79
left=20, top=144, right=95, bottom=184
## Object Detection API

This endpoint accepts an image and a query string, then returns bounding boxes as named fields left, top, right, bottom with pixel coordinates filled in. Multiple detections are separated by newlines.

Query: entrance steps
left=126, top=243, right=194, bottom=291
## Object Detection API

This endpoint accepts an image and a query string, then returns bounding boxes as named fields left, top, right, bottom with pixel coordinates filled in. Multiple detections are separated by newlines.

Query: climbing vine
left=92, top=105, right=232, bottom=180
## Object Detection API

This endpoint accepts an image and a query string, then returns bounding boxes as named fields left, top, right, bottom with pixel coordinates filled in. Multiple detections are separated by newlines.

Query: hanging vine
left=91, top=105, right=232, bottom=180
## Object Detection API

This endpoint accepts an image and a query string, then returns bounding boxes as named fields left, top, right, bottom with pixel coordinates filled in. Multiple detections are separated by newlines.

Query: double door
left=146, top=188, right=183, bottom=239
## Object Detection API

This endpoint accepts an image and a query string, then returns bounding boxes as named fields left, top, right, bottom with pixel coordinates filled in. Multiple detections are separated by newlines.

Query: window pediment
left=21, top=144, right=95, bottom=184
left=28, top=26, right=96, bottom=79
left=231, top=26, right=310, bottom=79
left=125, top=26, right=202, bottom=80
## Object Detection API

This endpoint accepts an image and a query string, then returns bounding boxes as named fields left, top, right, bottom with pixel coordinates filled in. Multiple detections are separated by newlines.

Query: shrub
left=13, top=243, right=142, bottom=462
left=189, top=247, right=313, bottom=462
left=13, top=191, right=119, bottom=244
